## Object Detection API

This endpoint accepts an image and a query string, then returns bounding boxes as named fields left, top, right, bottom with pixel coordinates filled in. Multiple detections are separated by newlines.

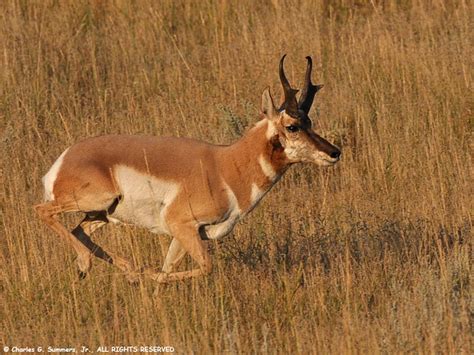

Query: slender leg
left=145, top=225, right=212, bottom=284
left=72, top=215, right=107, bottom=279
left=161, top=238, right=188, bottom=273
left=35, top=201, right=138, bottom=283
left=35, top=201, right=94, bottom=263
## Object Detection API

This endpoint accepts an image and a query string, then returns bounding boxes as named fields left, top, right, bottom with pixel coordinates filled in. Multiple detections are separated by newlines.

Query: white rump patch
left=110, top=166, right=180, bottom=235
left=42, top=148, right=69, bottom=201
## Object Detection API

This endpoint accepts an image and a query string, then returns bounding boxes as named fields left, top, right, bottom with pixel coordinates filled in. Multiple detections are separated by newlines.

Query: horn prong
left=298, top=56, right=323, bottom=114
left=279, top=54, right=291, bottom=93
left=279, top=55, right=299, bottom=115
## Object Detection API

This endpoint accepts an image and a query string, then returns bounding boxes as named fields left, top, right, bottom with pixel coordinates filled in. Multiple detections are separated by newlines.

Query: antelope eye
left=286, top=125, right=299, bottom=133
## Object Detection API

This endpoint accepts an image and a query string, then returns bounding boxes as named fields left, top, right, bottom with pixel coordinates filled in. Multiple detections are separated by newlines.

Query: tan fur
left=35, top=84, right=340, bottom=286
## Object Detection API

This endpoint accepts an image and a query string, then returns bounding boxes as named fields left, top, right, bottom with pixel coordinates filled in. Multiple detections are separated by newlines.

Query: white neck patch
left=265, top=120, right=278, bottom=140
left=258, top=154, right=277, bottom=181
left=224, top=182, right=241, bottom=216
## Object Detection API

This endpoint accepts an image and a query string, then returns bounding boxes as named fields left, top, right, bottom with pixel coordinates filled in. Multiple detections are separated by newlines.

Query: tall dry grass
left=0, top=0, right=472, bottom=353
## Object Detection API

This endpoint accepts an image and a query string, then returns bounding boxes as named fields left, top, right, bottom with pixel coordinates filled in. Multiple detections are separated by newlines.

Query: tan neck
left=217, top=120, right=288, bottom=212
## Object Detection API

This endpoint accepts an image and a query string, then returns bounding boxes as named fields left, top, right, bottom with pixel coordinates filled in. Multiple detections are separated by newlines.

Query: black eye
left=286, top=125, right=299, bottom=133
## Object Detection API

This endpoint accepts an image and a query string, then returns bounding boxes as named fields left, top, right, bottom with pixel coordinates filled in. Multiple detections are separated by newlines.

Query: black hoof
left=126, top=273, right=140, bottom=286
left=128, top=279, right=140, bottom=287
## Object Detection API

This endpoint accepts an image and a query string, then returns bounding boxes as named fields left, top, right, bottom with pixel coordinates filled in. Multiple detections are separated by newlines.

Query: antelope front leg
left=145, top=226, right=212, bottom=284
left=161, top=238, right=187, bottom=273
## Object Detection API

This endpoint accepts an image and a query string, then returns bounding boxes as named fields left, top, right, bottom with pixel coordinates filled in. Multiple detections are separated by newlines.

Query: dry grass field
left=0, top=0, right=472, bottom=353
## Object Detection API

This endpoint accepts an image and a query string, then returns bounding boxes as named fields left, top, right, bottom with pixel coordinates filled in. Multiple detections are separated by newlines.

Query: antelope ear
left=261, top=87, right=278, bottom=120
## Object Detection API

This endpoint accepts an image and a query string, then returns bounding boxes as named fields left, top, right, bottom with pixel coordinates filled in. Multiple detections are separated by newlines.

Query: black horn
left=298, top=56, right=323, bottom=114
left=279, top=55, right=299, bottom=116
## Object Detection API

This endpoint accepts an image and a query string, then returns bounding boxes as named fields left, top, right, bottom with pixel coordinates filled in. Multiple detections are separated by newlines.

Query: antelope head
left=261, top=55, right=341, bottom=166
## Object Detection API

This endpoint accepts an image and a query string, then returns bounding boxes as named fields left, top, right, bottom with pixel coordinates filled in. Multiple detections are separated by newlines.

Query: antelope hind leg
left=71, top=214, right=108, bottom=279
left=36, top=201, right=138, bottom=283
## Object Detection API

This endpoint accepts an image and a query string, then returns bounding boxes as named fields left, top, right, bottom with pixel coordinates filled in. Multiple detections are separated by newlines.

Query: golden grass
left=0, top=0, right=472, bottom=353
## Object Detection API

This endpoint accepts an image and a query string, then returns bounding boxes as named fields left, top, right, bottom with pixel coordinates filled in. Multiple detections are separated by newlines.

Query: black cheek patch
left=270, top=135, right=284, bottom=152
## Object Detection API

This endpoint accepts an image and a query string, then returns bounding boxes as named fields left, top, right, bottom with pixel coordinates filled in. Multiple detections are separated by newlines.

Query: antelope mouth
left=313, top=151, right=340, bottom=166
left=321, top=157, right=340, bottom=166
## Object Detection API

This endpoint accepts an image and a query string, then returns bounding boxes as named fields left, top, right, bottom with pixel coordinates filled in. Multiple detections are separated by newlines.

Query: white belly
left=110, top=166, right=179, bottom=234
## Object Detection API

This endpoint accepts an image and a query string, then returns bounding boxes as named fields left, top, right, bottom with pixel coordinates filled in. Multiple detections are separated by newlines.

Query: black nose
left=330, top=150, right=341, bottom=159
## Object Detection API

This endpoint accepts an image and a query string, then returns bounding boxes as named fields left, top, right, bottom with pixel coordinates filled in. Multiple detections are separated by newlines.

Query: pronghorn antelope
left=35, top=55, right=341, bottom=284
